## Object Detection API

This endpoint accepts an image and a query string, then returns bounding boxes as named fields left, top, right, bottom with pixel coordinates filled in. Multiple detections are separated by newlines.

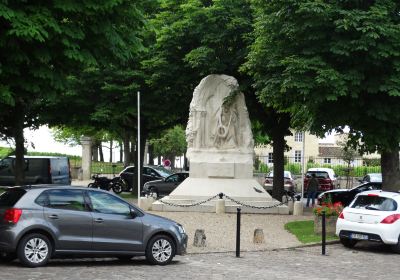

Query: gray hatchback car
left=0, top=185, right=187, bottom=267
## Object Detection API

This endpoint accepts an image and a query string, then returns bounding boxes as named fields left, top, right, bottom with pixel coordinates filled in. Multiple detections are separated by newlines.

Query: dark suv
left=0, top=186, right=187, bottom=267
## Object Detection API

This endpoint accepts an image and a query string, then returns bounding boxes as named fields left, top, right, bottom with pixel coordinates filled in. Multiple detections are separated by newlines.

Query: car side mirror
left=130, top=207, right=138, bottom=219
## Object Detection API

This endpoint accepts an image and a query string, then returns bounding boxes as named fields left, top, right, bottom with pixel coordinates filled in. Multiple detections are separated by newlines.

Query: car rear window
left=351, top=195, right=397, bottom=211
left=306, top=171, right=329, bottom=179
left=0, top=188, right=27, bottom=207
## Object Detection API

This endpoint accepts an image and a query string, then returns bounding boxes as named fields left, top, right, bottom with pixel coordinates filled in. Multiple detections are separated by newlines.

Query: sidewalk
left=72, top=179, right=315, bottom=253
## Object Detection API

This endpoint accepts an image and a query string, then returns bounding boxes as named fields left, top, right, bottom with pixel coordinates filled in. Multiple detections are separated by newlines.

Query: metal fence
left=254, top=156, right=381, bottom=177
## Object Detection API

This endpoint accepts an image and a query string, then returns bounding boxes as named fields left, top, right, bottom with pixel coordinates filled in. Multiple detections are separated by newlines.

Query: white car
left=336, top=190, right=400, bottom=253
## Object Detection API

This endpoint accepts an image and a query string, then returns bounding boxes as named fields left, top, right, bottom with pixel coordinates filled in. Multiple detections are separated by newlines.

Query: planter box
left=314, top=215, right=337, bottom=235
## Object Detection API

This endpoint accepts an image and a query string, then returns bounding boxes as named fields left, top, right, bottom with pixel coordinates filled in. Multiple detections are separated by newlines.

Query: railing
left=254, top=156, right=381, bottom=177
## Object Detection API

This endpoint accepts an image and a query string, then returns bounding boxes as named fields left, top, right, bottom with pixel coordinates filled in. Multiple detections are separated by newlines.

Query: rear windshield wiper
left=365, top=206, right=379, bottom=211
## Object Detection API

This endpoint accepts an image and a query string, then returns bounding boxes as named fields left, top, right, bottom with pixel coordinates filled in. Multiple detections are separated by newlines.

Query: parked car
left=359, top=173, right=382, bottom=184
left=304, top=168, right=338, bottom=195
left=119, top=165, right=173, bottom=190
left=142, top=172, right=189, bottom=198
left=0, top=156, right=71, bottom=186
left=317, top=182, right=382, bottom=206
left=336, top=190, right=400, bottom=253
left=0, top=185, right=187, bottom=267
left=263, top=171, right=296, bottom=194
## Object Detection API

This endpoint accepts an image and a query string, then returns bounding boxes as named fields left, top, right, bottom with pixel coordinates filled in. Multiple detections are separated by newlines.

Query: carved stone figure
left=186, top=75, right=253, bottom=153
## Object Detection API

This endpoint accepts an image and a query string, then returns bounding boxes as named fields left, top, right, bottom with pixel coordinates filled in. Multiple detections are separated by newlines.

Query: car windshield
left=306, top=171, right=329, bottom=179
left=351, top=195, right=397, bottom=211
left=267, top=171, right=291, bottom=178
left=152, top=166, right=173, bottom=177
left=0, top=188, right=26, bottom=207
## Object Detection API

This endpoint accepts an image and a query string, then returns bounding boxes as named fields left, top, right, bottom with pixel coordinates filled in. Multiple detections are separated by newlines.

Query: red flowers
left=313, top=198, right=343, bottom=217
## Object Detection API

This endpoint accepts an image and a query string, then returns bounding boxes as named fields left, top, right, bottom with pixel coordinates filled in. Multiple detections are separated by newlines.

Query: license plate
left=350, top=233, right=368, bottom=240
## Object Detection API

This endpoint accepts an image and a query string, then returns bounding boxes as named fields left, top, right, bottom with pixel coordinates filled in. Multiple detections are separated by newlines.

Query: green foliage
left=150, top=125, right=187, bottom=158
left=245, top=0, right=400, bottom=154
left=285, top=163, right=302, bottom=175
left=284, top=220, right=338, bottom=244
left=0, top=147, right=12, bottom=159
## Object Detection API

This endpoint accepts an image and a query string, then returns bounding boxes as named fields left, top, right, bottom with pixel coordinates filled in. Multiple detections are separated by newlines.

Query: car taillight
left=3, top=208, right=23, bottom=224
left=338, top=212, right=344, bottom=219
left=381, top=214, right=400, bottom=224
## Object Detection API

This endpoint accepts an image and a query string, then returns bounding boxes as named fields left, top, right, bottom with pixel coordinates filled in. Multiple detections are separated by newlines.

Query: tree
left=245, top=0, right=400, bottom=191
left=0, top=1, right=145, bottom=184
left=150, top=125, right=187, bottom=168
left=146, top=0, right=292, bottom=200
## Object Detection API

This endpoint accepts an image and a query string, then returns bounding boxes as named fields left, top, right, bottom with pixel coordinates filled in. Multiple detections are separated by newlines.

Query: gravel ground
left=148, top=211, right=314, bottom=253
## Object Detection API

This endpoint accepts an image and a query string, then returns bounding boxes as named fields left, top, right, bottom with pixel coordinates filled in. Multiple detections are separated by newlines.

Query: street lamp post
left=137, top=91, right=141, bottom=208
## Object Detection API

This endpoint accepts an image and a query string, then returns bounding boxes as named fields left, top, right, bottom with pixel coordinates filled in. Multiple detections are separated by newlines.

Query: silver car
left=0, top=185, right=187, bottom=267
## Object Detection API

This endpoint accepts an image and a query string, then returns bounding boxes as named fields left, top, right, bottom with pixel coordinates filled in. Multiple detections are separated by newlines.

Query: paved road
left=1, top=243, right=399, bottom=280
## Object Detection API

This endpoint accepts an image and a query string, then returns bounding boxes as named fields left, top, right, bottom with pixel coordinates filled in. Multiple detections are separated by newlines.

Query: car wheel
left=149, top=187, right=159, bottom=199
left=17, top=233, right=52, bottom=267
left=340, top=237, right=357, bottom=248
left=391, top=236, right=400, bottom=254
left=0, top=252, right=16, bottom=263
left=145, top=235, right=175, bottom=265
left=88, top=183, right=95, bottom=188
left=112, top=182, right=123, bottom=194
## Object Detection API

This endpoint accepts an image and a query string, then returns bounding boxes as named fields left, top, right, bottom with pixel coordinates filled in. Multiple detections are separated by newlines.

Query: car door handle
left=94, top=218, right=104, bottom=223
left=48, top=214, right=59, bottom=219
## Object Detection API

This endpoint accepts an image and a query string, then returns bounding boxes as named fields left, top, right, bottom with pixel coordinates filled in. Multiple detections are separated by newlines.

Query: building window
left=324, top=158, right=331, bottom=164
left=294, top=150, right=302, bottom=163
left=268, top=153, right=273, bottom=163
left=294, top=132, right=303, bottom=142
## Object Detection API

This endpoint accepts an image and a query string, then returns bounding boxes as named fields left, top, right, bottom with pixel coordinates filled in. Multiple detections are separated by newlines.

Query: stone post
left=293, top=201, right=303, bottom=216
left=215, top=198, right=225, bottom=214
left=80, top=136, right=92, bottom=181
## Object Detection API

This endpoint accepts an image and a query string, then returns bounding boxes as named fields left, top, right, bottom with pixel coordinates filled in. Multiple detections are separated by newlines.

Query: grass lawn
left=285, top=220, right=338, bottom=244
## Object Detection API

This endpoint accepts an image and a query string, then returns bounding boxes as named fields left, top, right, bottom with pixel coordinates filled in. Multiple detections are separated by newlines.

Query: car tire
left=340, top=237, right=357, bottom=248
left=17, top=233, right=52, bottom=267
left=145, top=235, right=175, bottom=265
left=391, top=236, right=400, bottom=254
left=88, top=183, right=95, bottom=188
left=149, top=187, right=159, bottom=199
left=0, top=252, right=16, bottom=263
left=112, top=182, right=123, bottom=194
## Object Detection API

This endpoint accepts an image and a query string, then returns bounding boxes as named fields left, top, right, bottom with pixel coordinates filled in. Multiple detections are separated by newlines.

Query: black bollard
left=236, top=208, right=241, bottom=257
left=322, top=211, right=326, bottom=255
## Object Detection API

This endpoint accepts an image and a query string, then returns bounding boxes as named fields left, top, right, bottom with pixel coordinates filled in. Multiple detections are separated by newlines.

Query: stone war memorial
left=152, top=75, right=288, bottom=214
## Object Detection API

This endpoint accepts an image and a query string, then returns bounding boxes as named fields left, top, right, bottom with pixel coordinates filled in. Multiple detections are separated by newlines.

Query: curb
left=185, top=240, right=341, bottom=255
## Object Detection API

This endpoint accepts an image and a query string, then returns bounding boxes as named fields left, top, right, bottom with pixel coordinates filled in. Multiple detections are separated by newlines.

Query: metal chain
left=158, top=193, right=287, bottom=209
left=224, top=194, right=286, bottom=209
left=158, top=194, right=220, bottom=208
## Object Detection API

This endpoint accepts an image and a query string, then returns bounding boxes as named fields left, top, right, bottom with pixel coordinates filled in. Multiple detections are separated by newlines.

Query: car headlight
left=177, top=224, right=185, bottom=235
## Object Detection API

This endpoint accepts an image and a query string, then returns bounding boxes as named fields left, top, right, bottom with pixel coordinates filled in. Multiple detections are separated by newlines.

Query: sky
left=1, top=125, right=81, bottom=156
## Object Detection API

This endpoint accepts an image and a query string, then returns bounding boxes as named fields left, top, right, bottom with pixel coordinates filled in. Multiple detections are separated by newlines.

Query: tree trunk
left=270, top=112, right=291, bottom=202
left=123, top=131, right=130, bottom=167
left=99, top=142, right=104, bottom=162
left=92, top=144, right=98, bottom=161
left=130, top=135, right=136, bottom=165
left=119, top=141, right=123, bottom=162
left=157, top=155, right=161, bottom=166
left=148, top=143, right=154, bottom=165
left=381, top=147, right=400, bottom=191
left=109, top=140, right=113, bottom=163
left=13, top=117, right=25, bottom=185
left=272, top=130, right=285, bottom=202
left=184, top=152, right=189, bottom=171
